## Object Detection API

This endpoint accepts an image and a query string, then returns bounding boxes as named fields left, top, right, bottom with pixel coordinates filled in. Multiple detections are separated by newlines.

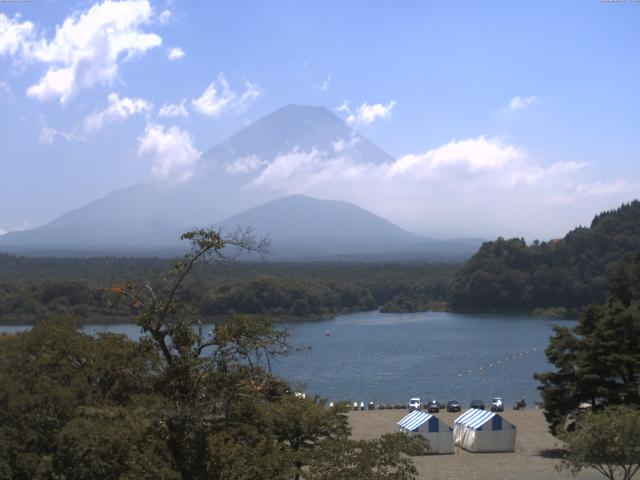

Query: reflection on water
left=1, top=310, right=572, bottom=406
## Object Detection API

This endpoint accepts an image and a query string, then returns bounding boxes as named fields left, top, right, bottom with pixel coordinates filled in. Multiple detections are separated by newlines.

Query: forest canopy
left=449, top=201, right=640, bottom=313
left=0, top=257, right=455, bottom=325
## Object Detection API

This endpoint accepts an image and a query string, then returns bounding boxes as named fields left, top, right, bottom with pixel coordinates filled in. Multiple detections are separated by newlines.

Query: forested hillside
left=449, top=201, right=640, bottom=312
left=0, top=256, right=455, bottom=324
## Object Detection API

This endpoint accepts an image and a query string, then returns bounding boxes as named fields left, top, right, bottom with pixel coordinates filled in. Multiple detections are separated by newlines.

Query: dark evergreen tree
left=535, top=251, right=640, bottom=434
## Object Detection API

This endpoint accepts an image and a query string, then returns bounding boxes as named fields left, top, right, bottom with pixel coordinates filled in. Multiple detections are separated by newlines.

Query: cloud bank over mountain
left=214, top=109, right=637, bottom=239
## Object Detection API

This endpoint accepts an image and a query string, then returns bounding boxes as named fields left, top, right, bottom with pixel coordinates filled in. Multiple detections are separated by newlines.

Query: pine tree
left=535, top=252, right=640, bottom=434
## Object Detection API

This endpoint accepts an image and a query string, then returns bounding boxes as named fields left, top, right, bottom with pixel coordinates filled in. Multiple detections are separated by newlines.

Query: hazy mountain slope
left=0, top=104, right=480, bottom=259
left=215, top=195, right=481, bottom=260
left=216, top=194, right=422, bottom=255
left=0, top=105, right=392, bottom=252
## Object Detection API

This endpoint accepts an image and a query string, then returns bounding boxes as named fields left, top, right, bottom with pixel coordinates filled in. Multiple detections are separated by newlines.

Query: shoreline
left=0, top=307, right=581, bottom=327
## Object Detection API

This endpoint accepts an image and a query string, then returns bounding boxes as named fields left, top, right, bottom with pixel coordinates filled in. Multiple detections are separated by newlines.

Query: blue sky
left=0, top=0, right=639, bottom=238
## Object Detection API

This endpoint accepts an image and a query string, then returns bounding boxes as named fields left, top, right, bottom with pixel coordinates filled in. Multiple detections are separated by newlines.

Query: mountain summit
left=200, top=104, right=394, bottom=171
left=0, top=105, right=479, bottom=259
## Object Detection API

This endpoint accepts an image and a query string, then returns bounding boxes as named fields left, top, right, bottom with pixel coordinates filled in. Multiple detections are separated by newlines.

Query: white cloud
left=158, top=9, right=171, bottom=24
left=0, top=221, right=31, bottom=235
left=192, top=75, right=233, bottom=116
left=332, top=135, right=360, bottom=153
left=192, top=73, right=261, bottom=117
left=237, top=81, right=261, bottom=111
left=509, top=95, right=537, bottom=111
left=167, top=46, right=185, bottom=60
left=388, top=136, right=521, bottom=175
left=250, top=147, right=367, bottom=192
left=37, top=115, right=78, bottom=144
left=225, top=155, right=266, bottom=174
left=316, top=75, right=331, bottom=92
left=236, top=137, right=639, bottom=238
left=84, top=92, right=152, bottom=132
left=4, top=0, right=162, bottom=103
left=343, top=101, right=396, bottom=126
left=37, top=125, right=78, bottom=144
left=0, top=13, right=34, bottom=56
left=0, top=80, right=13, bottom=103
left=137, top=124, right=201, bottom=182
left=158, top=99, right=188, bottom=118
left=38, top=125, right=57, bottom=144
left=546, top=178, right=632, bottom=205
left=336, top=100, right=350, bottom=113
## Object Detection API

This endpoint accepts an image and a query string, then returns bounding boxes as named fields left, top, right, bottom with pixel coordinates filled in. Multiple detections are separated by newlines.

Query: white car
left=408, top=397, right=421, bottom=411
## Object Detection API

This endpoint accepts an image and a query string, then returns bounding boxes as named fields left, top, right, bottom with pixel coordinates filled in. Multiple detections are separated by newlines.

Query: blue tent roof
left=455, top=409, right=499, bottom=430
left=396, top=410, right=433, bottom=431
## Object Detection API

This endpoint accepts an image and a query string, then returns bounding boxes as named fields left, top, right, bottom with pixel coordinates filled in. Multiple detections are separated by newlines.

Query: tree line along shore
left=2, top=200, right=640, bottom=325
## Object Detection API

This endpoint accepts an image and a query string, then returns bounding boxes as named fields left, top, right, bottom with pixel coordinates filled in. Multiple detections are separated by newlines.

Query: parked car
left=446, top=400, right=462, bottom=412
left=408, top=397, right=421, bottom=411
left=470, top=400, right=485, bottom=410
left=490, top=397, right=504, bottom=412
left=513, top=398, right=527, bottom=410
left=426, top=399, right=439, bottom=413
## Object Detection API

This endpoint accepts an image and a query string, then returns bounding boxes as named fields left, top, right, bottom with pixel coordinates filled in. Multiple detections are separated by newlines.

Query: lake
left=0, top=311, right=572, bottom=408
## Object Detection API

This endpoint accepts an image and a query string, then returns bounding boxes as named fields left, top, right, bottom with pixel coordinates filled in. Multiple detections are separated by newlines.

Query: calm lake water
left=0, top=311, right=572, bottom=407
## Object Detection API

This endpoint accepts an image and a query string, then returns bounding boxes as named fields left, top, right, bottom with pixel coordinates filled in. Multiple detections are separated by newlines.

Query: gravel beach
left=348, top=408, right=602, bottom=480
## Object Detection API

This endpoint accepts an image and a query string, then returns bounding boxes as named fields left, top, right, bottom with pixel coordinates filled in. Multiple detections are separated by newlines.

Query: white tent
left=396, top=410, right=454, bottom=454
left=453, top=409, right=516, bottom=452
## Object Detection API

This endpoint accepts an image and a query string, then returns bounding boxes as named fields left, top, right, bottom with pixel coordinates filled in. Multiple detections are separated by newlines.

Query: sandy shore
left=348, top=408, right=601, bottom=480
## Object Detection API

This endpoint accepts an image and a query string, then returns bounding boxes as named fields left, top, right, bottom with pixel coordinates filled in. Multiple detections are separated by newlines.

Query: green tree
left=450, top=201, right=640, bottom=312
left=305, top=433, right=428, bottom=480
left=271, top=397, right=350, bottom=478
left=535, top=252, right=640, bottom=434
left=559, top=405, right=640, bottom=480
left=53, top=407, right=178, bottom=480
left=111, top=228, right=358, bottom=479
left=0, top=228, right=428, bottom=479
left=0, top=318, right=161, bottom=479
